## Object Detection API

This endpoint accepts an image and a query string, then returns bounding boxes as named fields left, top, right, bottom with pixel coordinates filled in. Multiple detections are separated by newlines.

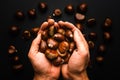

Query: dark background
left=0, top=0, right=120, bottom=80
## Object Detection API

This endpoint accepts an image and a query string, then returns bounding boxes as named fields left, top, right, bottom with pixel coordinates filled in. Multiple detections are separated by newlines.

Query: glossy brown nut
left=22, top=30, right=31, bottom=40
left=69, top=42, right=76, bottom=53
left=13, top=64, right=23, bottom=71
left=9, top=25, right=20, bottom=36
left=15, top=10, right=25, bottom=20
left=96, top=56, right=104, bottom=63
left=98, top=44, right=106, bottom=53
left=41, top=30, right=48, bottom=40
left=65, top=30, right=73, bottom=40
left=77, top=3, right=88, bottom=14
left=75, top=13, right=85, bottom=22
left=58, top=41, right=69, bottom=53
left=45, top=49, right=58, bottom=60
left=53, top=33, right=65, bottom=41
left=27, top=9, right=36, bottom=19
left=31, top=27, right=39, bottom=37
left=88, top=41, right=95, bottom=49
left=57, top=28, right=65, bottom=35
left=38, top=2, right=48, bottom=12
left=64, top=4, right=74, bottom=14
left=88, top=32, right=97, bottom=40
left=47, top=38, right=58, bottom=49
left=53, top=9, right=62, bottom=17
left=57, top=49, right=67, bottom=57
left=87, top=18, right=96, bottom=27
left=103, top=32, right=111, bottom=41
left=39, top=40, right=47, bottom=53
left=8, top=45, right=17, bottom=54
left=52, top=56, right=64, bottom=66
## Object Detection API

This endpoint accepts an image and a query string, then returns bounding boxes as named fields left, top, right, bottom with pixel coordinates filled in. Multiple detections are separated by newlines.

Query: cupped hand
left=28, top=19, right=60, bottom=80
left=58, top=21, right=90, bottom=80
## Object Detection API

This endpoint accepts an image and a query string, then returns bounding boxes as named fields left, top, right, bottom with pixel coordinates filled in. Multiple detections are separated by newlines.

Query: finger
left=29, top=34, right=41, bottom=55
left=54, top=22, right=60, bottom=28
left=58, top=20, right=64, bottom=27
left=39, top=22, right=49, bottom=33
left=64, top=21, right=77, bottom=31
left=48, top=19, right=55, bottom=26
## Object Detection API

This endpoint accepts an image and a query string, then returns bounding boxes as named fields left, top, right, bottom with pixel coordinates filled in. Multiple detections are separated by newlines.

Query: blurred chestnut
left=74, top=13, right=85, bottom=22
left=58, top=41, right=69, bottom=53
left=31, top=27, right=39, bottom=37
left=57, top=49, right=67, bottom=58
left=9, top=25, right=20, bottom=36
left=22, top=30, right=31, bottom=40
left=15, top=10, right=25, bottom=21
left=53, top=9, right=62, bottom=17
left=53, top=33, right=65, bottom=41
left=47, top=38, right=58, bottom=49
left=103, top=32, right=111, bottom=41
left=8, top=45, right=17, bottom=54
left=13, top=64, right=23, bottom=72
left=103, top=17, right=112, bottom=30
left=49, top=25, right=56, bottom=37
left=88, top=32, right=97, bottom=40
left=39, top=40, right=47, bottom=53
left=27, top=9, right=36, bottom=19
left=45, top=49, right=58, bottom=60
left=57, top=28, right=65, bottom=35
left=88, top=41, right=95, bottom=49
left=87, top=18, right=96, bottom=27
left=77, top=3, right=88, bottom=14
left=64, top=4, right=74, bottom=14
left=38, top=2, right=48, bottom=13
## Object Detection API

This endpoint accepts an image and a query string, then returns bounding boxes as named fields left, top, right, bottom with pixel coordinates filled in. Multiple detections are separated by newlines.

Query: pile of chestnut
left=39, top=22, right=76, bottom=66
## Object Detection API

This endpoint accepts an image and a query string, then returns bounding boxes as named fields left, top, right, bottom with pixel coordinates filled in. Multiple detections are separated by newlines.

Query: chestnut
left=88, top=41, right=95, bottom=49
left=57, top=49, right=67, bottom=58
left=58, top=41, right=69, bottom=53
left=9, top=25, right=20, bottom=36
left=15, top=10, right=25, bottom=21
left=52, top=56, right=64, bottom=66
left=31, top=27, right=39, bottom=37
left=27, top=9, right=36, bottom=19
left=96, top=56, right=104, bottom=64
left=103, top=17, right=112, bottom=29
left=38, top=2, right=48, bottom=13
left=57, top=28, right=65, bottom=35
left=53, top=9, right=62, bottom=17
left=8, top=45, right=17, bottom=54
left=53, top=33, right=65, bottom=41
left=103, top=32, right=111, bottom=41
left=65, top=30, right=73, bottom=40
left=64, top=4, right=74, bottom=14
left=47, top=38, right=58, bottom=49
left=22, top=30, right=31, bottom=40
left=77, top=3, right=88, bottom=14
left=88, top=32, right=97, bottom=40
left=74, top=13, right=85, bottom=22
left=39, top=40, right=47, bottom=53
left=13, top=64, right=23, bottom=71
left=87, top=18, right=96, bottom=27
left=75, top=23, right=84, bottom=31
left=45, top=49, right=58, bottom=60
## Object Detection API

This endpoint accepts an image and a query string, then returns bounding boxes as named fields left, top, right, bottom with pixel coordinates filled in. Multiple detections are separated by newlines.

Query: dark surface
left=0, top=0, right=120, bottom=80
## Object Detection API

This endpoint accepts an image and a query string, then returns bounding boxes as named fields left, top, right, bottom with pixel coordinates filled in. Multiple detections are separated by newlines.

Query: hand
left=28, top=19, right=60, bottom=80
left=58, top=21, right=90, bottom=80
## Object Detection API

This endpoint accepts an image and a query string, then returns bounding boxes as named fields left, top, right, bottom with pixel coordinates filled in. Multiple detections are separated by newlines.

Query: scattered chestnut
left=27, top=9, right=36, bottom=19
left=15, top=10, right=25, bottom=20
left=31, top=27, right=39, bottom=37
left=96, top=56, right=104, bottom=64
left=77, top=3, right=88, bottom=14
left=57, top=49, right=67, bottom=58
left=39, top=40, right=47, bottom=53
left=98, top=44, right=106, bottom=53
left=88, top=41, right=95, bottom=49
left=74, top=13, right=85, bottom=22
left=41, top=30, right=48, bottom=40
left=22, top=30, right=31, bottom=40
left=13, top=64, right=23, bottom=71
left=53, top=9, right=62, bottom=17
left=8, top=45, right=17, bottom=54
left=87, top=18, right=96, bottom=27
left=88, top=32, right=97, bottom=40
left=38, top=2, right=48, bottom=13
left=103, top=17, right=112, bottom=30
left=103, top=32, right=111, bottom=41
left=47, top=38, right=58, bottom=49
left=58, top=41, right=69, bottom=54
left=64, top=4, right=74, bottom=14
left=9, top=25, right=20, bottom=36
left=45, top=49, right=58, bottom=60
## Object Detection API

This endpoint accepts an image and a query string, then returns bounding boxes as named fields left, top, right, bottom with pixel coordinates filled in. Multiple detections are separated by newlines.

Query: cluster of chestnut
left=39, top=23, right=76, bottom=66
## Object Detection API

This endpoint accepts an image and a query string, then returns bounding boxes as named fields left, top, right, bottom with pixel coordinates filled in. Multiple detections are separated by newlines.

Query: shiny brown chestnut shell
left=39, top=40, right=47, bottom=53
left=47, top=38, right=59, bottom=49
left=45, top=49, right=58, bottom=60
left=53, top=33, right=65, bottom=41
left=58, top=41, right=69, bottom=53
